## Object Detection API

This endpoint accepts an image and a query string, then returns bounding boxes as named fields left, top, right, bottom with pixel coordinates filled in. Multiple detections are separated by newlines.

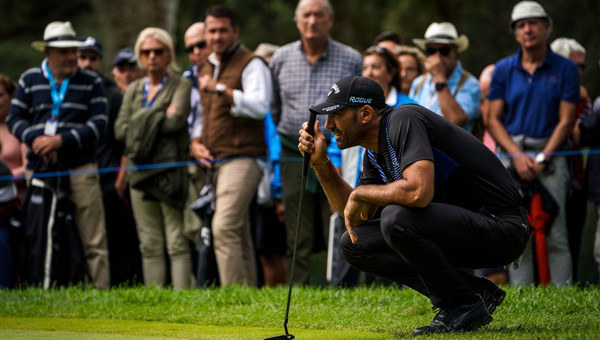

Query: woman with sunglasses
left=115, top=27, right=192, bottom=289
left=362, top=46, right=415, bottom=109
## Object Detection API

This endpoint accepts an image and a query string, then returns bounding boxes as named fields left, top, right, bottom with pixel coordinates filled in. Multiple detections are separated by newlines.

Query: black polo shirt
left=359, top=104, right=523, bottom=214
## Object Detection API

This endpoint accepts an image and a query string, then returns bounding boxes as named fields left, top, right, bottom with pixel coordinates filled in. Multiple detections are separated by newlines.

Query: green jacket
left=114, top=74, right=191, bottom=209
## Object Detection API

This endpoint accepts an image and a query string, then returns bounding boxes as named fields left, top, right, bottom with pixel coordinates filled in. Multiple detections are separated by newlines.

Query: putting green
left=0, top=317, right=392, bottom=340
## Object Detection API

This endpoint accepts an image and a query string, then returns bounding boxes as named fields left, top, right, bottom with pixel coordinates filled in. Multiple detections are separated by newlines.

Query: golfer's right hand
left=344, top=196, right=361, bottom=243
left=298, top=120, right=327, bottom=165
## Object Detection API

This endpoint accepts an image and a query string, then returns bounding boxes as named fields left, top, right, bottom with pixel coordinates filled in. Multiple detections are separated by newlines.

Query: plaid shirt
left=270, top=39, right=362, bottom=139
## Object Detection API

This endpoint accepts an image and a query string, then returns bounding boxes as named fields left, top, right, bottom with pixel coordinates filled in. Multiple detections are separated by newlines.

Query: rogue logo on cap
left=349, top=96, right=373, bottom=104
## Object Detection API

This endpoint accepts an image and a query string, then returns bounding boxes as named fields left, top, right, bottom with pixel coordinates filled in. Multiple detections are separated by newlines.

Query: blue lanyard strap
left=142, top=74, right=169, bottom=108
left=44, top=61, right=70, bottom=117
left=367, top=116, right=402, bottom=184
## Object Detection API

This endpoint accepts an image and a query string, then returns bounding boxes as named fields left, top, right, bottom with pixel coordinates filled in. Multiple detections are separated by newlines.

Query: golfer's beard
left=332, top=129, right=358, bottom=150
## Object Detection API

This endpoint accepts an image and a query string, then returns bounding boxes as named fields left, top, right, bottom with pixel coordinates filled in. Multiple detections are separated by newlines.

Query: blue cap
left=112, top=47, right=136, bottom=67
left=77, top=36, right=103, bottom=57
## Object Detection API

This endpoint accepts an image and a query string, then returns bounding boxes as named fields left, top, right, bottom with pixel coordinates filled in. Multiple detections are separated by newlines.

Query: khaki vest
left=200, top=43, right=266, bottom=159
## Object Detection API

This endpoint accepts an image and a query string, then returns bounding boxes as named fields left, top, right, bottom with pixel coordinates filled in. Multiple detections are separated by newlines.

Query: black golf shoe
left=476, top=277, right=506, bottom=315
left=412, top=296, right=493, bottom=336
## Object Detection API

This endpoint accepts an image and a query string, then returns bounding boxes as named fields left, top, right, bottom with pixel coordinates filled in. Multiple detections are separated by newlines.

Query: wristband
left=310, top=157, right=330, bottom=168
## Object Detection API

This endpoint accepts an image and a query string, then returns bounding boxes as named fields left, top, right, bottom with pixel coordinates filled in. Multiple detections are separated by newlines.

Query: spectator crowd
left=1, top=0, right=599, bottom=290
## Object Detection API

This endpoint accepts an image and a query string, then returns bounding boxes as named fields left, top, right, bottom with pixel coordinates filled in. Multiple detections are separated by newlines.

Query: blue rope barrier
left=1, top=148, right=599, bottom=182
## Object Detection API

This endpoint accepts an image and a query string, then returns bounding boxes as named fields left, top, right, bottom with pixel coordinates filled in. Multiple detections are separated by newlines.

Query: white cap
left=510, top=1, right=551, bottom=28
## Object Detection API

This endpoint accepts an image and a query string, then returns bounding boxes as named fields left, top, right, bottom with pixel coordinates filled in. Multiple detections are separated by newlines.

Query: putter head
left=264, top=334, right=294, bottom=340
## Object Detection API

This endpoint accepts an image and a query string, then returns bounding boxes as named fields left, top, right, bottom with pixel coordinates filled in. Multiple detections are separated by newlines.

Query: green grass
left=0, top=284, right=599, bottom=339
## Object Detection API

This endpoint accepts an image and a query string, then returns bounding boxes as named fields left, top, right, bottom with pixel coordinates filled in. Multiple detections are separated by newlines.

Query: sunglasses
left=366, top=45, right=390, bottom=54
left=185, top=41, right=207, bottom=53
left=140, top=48, right=165, bottom=56
left=425, top=46, right=452, bottom=57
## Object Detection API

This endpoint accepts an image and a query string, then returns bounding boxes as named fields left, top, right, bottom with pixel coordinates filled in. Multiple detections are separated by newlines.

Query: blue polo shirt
left=489, top=47, right=579, bottom=138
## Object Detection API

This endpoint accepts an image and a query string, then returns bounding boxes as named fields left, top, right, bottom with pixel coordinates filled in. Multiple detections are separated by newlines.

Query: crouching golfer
left=298, top=75, right=529, bottom=335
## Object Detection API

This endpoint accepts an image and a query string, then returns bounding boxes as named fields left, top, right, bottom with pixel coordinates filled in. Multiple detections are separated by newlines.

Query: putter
left=265, top=112, right=317, bottom=340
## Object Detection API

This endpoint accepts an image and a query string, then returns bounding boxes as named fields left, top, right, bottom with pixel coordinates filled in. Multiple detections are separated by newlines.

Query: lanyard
left=367, top=116, right=402, bottom=184
left=142, top=74, right=169, bottom=108
left=354, top=146, right=363, bottom=188
left=44, top=61, right=70, bottom=117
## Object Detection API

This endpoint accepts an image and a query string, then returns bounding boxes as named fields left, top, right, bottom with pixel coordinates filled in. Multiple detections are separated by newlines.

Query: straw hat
left=31, top=21, right=86, bottom=52
left=413, top=22, right=469, bottom=53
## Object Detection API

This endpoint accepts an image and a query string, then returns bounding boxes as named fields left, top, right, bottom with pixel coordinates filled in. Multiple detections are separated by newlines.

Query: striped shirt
left=8, top=59, right=108, bottom=170
left=270, top=39, right=362, bottom=139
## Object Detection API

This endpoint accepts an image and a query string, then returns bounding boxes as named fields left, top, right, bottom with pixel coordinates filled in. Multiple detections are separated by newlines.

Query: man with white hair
left=183, top=22, right=209, bottom=154
left=487, top=1, right=580, bottom=286
left=8, top=21, right=110, bottom=289
left=551, top=37, right=590, bottom=279
left=551, top=38, right=586, bottom=72
left=183, top=22, right=208, bottom=89
left=551, top=37, right=588, bottom=105
left=270, top=0, right=362, bottom=284
left=182, top=22, right=210, bottom=247
left=410, top=22, right=480, bottom=132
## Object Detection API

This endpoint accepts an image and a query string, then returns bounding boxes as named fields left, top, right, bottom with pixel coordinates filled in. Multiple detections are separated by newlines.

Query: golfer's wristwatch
left=216, top=83, right=227, bottom=95
left=534, top=152, right=548, bottom=164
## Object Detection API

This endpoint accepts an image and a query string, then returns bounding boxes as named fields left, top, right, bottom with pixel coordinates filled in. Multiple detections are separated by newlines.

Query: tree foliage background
left=1, top=0, right=599, bottom=97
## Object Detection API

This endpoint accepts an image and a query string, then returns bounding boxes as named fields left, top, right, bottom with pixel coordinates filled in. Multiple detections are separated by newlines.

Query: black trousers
left=341, top=203, right=530, bottom=309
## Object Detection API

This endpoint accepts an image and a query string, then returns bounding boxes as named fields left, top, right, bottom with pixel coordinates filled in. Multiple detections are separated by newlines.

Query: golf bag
left=24, top=163, right=86, bottom=289
left=190, top=172, right=220, bottom=287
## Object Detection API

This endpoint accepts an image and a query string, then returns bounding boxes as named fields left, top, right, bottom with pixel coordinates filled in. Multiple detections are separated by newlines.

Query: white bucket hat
left=31, top=21, right=86, bottom=52
left=510, top=1, right=552, bottom=28
left=413, top=22, right=469, bottom=53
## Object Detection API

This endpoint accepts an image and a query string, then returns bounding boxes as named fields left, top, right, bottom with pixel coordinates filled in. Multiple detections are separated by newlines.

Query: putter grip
left=302, top=112, right=317, bottom=176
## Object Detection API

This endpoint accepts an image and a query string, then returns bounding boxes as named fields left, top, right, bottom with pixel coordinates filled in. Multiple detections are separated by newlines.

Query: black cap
left=309, top=76, right=387, bottom=115
left=112, top=47, right=136, bottom=67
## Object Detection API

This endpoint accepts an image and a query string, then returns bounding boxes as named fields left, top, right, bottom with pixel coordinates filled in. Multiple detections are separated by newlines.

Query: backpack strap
left=412, top=74, right=429, bottom=96
left=454, top=70, right=472, bottom=96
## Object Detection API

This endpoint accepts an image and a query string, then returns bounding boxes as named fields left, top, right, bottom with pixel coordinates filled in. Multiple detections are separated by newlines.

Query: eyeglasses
left=140, top=48, right=165, bottom=56
left=185, top=41, right=207, bottom=53
left=366, top=46, right=390, bottom=55
left=425, top=46, right=452, bottom=57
